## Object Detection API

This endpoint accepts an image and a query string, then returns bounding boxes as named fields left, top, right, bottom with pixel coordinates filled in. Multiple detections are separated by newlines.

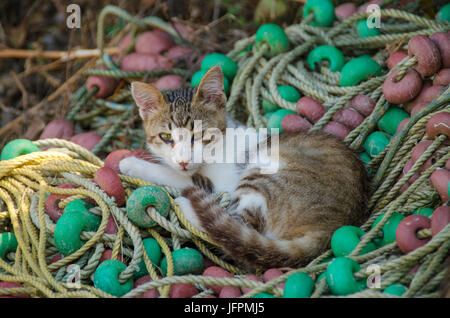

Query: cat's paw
left=174, top=196, right=203, bottom=230
left=119, top=156, right=142, bottom=178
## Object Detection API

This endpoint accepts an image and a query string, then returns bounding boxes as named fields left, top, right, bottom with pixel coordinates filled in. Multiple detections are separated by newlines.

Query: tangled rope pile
left=226, top=8, right=447, bottom=127
left=0, top=2, right=449, bottom=298
left=0, top=139, right=249, bottom=298
left=65, top=5, right=195, bottom=154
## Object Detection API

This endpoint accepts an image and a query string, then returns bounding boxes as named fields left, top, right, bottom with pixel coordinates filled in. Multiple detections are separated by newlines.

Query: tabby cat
left=119, top=66, right=370, bottom=270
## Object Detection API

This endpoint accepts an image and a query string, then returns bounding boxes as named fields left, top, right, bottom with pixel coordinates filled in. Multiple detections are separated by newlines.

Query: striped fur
left=129, top=66, right=370, bottom=270
left=183, top=132, right=370, bottom=270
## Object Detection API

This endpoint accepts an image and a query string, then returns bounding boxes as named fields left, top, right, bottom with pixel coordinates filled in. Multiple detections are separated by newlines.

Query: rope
left=0, top=4, right=449, bottom=299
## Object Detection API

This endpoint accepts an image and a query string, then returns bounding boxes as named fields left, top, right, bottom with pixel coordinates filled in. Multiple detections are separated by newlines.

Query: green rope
left=91, top=109, right=133, bottom=154
left=84, top=68, right=190, bottom=79
left=66, top=86, right=99, bottom=121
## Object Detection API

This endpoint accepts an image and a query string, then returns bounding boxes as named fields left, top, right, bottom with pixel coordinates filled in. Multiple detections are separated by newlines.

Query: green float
left=306, top=45, right=346, bottom=72
left=255, top=23, right=290, bottom=57
left=359, top=152, right=371, bottom=164
left=356, top=19, right=381, bottom=38
left=340, top=55, right=382, bottom=87
left=331, top=226, right=377, bottom=257
left=0, top=139, right=40, bottom=161
left=262, top=85, right=301, bottom=113
left=94, top=259, right=133, bottom=297
left=371, top=212, right=405, bottom=247
left=303, top=0, right=335, bottom=27
left=263, top=112, right=274, bottom=123
left=252, top=292, right=276, bottom=298
left=363, top=131, right=390, bottom=158
left=436, top=4, right=450, bottom=22
left=201, top=53, right=238, bottom=80
left=54, top=200, right=100, bottom=256
left=133, top=238, right=163, bottom=279
left=160, top=247, right=204, bottom=276
left=0, top=232, right=18, bottom=260
left=126, top=185, right=171, bottom=228
left=377, top=106, right=410, bottom=136
left=383, top=284, right=408, bottom=296
left=283, top=272, right=315, bottom=298
left=413, top=207, right=435, bottom=218
left=326, top=257, right=366, bottom=296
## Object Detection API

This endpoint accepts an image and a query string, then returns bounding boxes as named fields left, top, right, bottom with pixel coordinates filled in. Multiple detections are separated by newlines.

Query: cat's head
left=131, top=65, right=227, bottom=175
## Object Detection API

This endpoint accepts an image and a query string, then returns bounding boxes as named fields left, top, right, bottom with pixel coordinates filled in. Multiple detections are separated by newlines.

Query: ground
left=0, top=0, right=305, bottom=148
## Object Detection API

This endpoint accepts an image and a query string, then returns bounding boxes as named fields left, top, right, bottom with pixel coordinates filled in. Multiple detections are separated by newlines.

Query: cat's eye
left=159, top=133, right=173, bottom=143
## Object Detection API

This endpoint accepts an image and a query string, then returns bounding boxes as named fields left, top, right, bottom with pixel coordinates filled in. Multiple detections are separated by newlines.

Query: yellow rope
left=148, top=228, right=173, bottom=298
left=0, top=139, right=234, bottom=297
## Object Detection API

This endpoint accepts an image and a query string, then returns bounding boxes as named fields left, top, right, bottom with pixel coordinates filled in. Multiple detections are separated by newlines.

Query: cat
left=119, top=65, right=370, bottom=270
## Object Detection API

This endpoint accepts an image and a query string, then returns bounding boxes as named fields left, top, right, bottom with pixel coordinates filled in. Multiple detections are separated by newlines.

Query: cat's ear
left=131, top=82, right=165, bottom=120
left=194, top=65, right=226, bottom=108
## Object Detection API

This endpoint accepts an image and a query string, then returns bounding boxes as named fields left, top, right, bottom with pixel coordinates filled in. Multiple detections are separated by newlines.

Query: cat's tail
left=182, top=187, right=329, bottom=270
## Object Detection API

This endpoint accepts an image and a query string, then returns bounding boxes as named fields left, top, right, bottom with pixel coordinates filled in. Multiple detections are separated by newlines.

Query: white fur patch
left=174, top=196, right=203, bottom=230
left=199, top=163, right=241, bottom=193
left=119, top=156, right=193, bottom=188
left=276, top=234, right=320, bottom=256
left=119, top=156, right=147, bottom=178
left=235, top=192, right=268, bottom=216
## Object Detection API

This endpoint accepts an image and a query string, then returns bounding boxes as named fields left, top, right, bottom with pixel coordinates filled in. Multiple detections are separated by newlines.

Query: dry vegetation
left=0, top=0, right=303, bottom=148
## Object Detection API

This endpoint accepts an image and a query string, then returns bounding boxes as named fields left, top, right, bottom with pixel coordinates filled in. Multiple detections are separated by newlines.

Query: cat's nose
left=179, top=161, right=189, bottom=169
